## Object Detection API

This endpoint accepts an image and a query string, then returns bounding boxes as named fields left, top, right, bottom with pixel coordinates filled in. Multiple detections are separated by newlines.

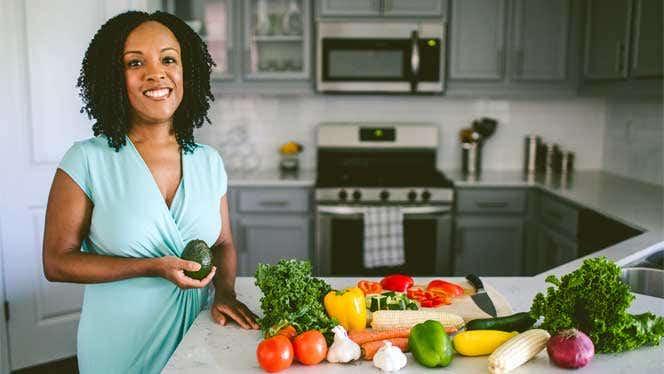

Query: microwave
left=316, top=20, right=445, bottom=94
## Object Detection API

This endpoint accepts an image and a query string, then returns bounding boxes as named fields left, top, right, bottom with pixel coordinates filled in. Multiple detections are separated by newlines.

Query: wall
left=602, top=98, right=664, bottom=186
left=196, top=95, right=606, bottom=173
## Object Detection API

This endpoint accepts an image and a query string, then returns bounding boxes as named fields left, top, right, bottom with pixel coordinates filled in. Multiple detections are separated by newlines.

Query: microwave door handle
left=410, top=30, right=420, bottom=92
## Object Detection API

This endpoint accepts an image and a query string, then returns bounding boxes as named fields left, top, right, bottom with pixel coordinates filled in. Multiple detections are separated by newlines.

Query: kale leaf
left=530, top=257, right=664, bottom=353
left=254, top=259, right=337, bottom=339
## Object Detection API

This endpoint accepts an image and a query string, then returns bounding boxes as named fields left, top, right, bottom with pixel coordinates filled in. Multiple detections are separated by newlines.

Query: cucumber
left=465, top=312, right=536, bottom=332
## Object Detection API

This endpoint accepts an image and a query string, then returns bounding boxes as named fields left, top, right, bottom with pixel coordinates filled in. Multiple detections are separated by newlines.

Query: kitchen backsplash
left=195, top=95, right=607, bottom=173
left=603, top=98, right=664, bottom=186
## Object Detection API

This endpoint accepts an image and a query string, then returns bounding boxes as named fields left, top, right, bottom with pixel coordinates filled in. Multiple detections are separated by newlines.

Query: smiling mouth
left=143, top=88, right=172, bottom=99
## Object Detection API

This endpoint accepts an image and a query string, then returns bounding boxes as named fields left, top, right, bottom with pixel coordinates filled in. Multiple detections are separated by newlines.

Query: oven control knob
left=407, top=190, right=417, bottom=202
left=352, top=190, right=362, bottom=201
left=380, top=190, right=390, bottom=202
left=421, top=190, right=431, bottom=202
left=338, top=189, right=348, bottom=201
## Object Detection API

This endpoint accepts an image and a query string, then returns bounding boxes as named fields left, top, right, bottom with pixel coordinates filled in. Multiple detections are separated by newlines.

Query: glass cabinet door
left=163, top=0, right=235, bottom=79
left=243, top=0, right=310, bottom=79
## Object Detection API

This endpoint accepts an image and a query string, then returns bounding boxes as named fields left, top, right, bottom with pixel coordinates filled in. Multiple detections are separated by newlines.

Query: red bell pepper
left=426, top=279, right=464, bottom=298
left=406, top=287, right=451, bottom=308
left=380, top=274, right=414, bottom=292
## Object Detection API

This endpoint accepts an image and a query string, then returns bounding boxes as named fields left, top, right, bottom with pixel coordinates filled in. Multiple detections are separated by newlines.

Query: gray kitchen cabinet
left=449, top=0, right=506, bottom=80
left=630, top=0, right=663, bottom=78
left=583, top=0, right=632, bottom=80
left=230, top=186, right=312, bottom=276
left=316, top=0, right=446, bottom=17
left=448, top=0, right=574, bottom=96
left=453, top=216, right=524, bottom=276
left=535, top=223, right=577, bottom=273
left=510, top=0, right=569, bottom=81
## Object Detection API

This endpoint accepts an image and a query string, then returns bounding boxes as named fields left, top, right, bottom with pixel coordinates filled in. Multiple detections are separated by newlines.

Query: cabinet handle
left=476, top=201, right=509, bottom=209
left=259, top=200, right=289, bottom=207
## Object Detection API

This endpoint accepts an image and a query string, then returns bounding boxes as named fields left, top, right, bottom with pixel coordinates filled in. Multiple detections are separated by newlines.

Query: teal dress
left=58, top=135, right=227, bottom=373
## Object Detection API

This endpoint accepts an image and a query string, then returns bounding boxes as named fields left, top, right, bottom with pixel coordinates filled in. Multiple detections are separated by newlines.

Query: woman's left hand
left=211, top=291, right=260, bottom=330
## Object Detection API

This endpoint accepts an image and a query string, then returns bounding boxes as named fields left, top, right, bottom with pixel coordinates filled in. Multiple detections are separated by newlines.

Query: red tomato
left=276, top=325, right=297, bottom=340
left=256, top=335, right=293, bottom=372
left=292, top=330, right=328, bottom=365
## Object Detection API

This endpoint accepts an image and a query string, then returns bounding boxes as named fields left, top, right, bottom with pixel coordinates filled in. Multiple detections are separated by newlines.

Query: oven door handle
left=317, top=205, right=451, bottom=216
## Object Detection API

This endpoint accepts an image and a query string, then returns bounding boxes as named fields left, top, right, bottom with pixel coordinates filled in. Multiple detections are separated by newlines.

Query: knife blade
left=466, top=274, right=497, bottom=317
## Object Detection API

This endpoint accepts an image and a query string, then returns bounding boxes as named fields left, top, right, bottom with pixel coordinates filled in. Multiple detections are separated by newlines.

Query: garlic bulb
left=373, top=341, right=407, bottom=372
left=326, top=325, right=361, bottom=363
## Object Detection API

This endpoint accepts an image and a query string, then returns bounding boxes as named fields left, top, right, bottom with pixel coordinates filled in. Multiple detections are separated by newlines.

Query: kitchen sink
left=621, top=267, right=664, bottom=299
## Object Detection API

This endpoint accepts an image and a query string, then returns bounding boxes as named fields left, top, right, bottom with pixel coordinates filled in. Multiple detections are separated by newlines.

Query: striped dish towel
left=363, top=206, right=405, bottom=268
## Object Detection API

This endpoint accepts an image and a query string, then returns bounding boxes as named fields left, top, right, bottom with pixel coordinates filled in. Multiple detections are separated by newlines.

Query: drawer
left=456, top=189, right=526, bottom=214
left=237, top=188, right=310, bottom=213
left=539, top=194, right=578, bottom=237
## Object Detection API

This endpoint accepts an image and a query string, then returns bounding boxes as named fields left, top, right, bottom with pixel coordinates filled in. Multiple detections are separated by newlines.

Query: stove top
left=316, top=169, right=454, bottom=188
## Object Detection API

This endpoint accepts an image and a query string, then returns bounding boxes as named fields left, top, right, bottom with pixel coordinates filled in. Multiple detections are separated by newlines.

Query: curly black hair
left=77, top=11, right=215, bottom=153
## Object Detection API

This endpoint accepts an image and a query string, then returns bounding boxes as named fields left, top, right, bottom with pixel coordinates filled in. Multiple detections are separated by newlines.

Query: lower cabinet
left=229, top=186, right=312, bottom=276
left=535, top=223, right=577, bottom=272
left=236, top=215, right=311, bottom=276
left=453, top=215, right=524, bottom=276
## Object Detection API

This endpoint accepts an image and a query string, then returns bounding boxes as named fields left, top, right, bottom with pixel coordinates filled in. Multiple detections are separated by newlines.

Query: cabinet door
left=164, top=0, right=236, bottom=79
left=630, top=0, right=663, bottom=78
left=511, top=0, right=569, bottom=81
left=536, top=224, right=577, bottom=272
left=237, top=215, right=310, bottom=276
left=454, top=216, right=523, bottom=276
left=584, top=0, right=632, bottom=80
left=243, top=0, right=311, bottom=80
left=449, top=0, right=506, bottom=80
left=317, top=0, right=381, bottom=17
left=383, top=0, right=446, bottom=17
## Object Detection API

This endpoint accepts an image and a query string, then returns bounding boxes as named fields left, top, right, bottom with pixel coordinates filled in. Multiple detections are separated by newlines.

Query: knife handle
left=466, top=274, right=485, bottom=291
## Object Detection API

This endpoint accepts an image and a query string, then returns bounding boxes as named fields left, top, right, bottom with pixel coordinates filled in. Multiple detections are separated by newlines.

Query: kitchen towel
left=363, top=206, right=406, bottom=268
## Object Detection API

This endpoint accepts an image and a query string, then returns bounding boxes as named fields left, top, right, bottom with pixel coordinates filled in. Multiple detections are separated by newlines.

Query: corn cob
left=370, top=310, right=464, bottom=331
left=488, top=329, right=550, bottom=374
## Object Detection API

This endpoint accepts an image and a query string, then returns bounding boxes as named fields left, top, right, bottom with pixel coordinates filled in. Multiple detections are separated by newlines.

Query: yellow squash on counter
left=324, top=287, right=367, bottom=331
left=453, top=330, right=518, bottom=356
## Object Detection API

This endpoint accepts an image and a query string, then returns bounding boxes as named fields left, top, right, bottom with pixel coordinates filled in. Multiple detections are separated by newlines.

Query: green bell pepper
left=409, top=320, right=454, bottom=368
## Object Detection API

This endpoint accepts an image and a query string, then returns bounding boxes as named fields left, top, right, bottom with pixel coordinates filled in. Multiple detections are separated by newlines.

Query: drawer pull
left=259, top=200, right=289, bottom=207
left=476, top=201, right=509, bottom=209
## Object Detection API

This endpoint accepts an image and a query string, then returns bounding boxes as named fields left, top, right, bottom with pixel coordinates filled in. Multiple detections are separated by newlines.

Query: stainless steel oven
left=316, top=20, right=446, bottom=93
left=314, top=123, right=455, bottom=276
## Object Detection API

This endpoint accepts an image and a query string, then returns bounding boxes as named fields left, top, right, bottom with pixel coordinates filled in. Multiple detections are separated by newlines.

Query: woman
left=42, top=11, right=258, bottom=373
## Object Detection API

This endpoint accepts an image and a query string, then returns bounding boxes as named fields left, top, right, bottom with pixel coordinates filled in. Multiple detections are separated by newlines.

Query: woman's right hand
left=154, top=256, right=217, bottom=289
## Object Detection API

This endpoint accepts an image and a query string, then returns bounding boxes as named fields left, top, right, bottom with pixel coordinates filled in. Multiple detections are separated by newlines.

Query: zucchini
left=465, top=312, right=536, bottom=332
left=366, top=292, right=419, bottom=311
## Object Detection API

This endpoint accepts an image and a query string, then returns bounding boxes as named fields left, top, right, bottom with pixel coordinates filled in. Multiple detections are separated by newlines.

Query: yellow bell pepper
left=323, top=287, right=367, bottom=331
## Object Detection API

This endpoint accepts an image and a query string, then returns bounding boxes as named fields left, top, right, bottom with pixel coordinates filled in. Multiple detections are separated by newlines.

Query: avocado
left=181, top=239, right=213, bottom=280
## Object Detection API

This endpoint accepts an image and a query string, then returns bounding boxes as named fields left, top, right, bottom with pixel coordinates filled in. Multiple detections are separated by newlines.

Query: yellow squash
left=323, top=287, right=367, bottom=331
left=453, top=330, right=518, bottom=356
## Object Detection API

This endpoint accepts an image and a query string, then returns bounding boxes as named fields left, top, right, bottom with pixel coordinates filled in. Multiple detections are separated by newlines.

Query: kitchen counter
left=227, top=169, right=316, bottom=187
left=164, top=277, right=664, bottom=373
left=165, top=170, right=664, bottom=372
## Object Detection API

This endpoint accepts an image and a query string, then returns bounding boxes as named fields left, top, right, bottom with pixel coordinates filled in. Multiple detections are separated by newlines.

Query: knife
left=466, top=274, right=497, bottom=317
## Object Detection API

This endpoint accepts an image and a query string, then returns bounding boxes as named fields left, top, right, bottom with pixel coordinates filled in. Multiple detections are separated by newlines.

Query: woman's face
left=122, top=21, right=184, bottom=127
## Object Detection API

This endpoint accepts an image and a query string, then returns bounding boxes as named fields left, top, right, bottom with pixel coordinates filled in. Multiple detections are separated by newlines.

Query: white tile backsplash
left=195, top=95, right=607, bottom=173
left=603, top=98, right=664, bottom=186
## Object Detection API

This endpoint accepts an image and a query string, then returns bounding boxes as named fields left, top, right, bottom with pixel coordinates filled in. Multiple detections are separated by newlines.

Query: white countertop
left=227, top=169, right=316, bottom=187
left=166, top=170, right=664, bottom=372
left=164, top=277, right=664, bottom=373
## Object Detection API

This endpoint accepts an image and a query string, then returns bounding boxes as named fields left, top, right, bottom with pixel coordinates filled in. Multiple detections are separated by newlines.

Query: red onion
left=546, top=329, right=595, bottom=369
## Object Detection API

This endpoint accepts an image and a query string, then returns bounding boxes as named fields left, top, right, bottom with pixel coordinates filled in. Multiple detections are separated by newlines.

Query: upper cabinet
left=165, top=0, right=312, bottom=93
left=243, top=0, right=311, bottom=80
left=163, top=0, right=235, bottom=80
left=582, top=0, right=662, bottom=96
left=449, top=0, right=506, bottom=80
left=316, top=0, right=447, bottom=18
left=447, top=0, right=575, bottom=96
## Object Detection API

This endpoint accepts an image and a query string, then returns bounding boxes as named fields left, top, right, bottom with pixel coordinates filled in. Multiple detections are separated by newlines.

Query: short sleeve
left=58, top=142, right=93, bottom=200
